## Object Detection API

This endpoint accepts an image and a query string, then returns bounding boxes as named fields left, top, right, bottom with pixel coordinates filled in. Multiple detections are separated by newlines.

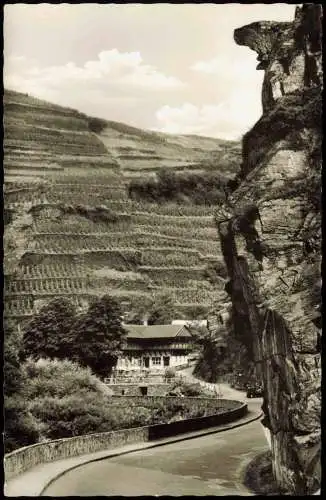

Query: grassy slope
left=4, top=89, right=237, bottom=321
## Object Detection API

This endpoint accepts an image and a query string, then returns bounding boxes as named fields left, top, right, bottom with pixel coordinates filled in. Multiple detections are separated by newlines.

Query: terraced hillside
left=98, top=120, right=241, bottom=182
left=4, top=89, right=237, bottom=323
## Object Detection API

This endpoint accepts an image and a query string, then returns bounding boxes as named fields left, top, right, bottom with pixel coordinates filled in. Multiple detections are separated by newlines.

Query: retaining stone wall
left=5, top=427, right=149, bottom=480
left=108, top=383, right=170, bottom=396
left=5, top=399, right=246, bottom=481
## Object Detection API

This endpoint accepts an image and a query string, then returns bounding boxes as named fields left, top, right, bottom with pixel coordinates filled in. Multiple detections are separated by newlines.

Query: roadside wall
left=108, top=383, right=170, bottom=396
left=5, top=427, right=149, bottom=480
left=5, top=400, right=247, bottom=481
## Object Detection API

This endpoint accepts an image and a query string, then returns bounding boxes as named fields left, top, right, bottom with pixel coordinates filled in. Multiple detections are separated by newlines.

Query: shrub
left=87, top=117, right=107, bottom=134
left=23, top=358, right=115, bottom=440
left=24, top=358, right=113, bottom=400
left=168, top=380, right=205, bottom=397
left=165, top=367, right=176, bottom=380
left=4, top=321, right=43, bottom=452
left=128, top=169, right=228, bottom=206
left=4, top=395, right=42, bottom=453
left=30, top=394, right=116, bottom=439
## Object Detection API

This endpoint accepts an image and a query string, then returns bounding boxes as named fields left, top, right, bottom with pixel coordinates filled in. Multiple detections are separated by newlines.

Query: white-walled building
left=115, top=324, right=194, bottom=371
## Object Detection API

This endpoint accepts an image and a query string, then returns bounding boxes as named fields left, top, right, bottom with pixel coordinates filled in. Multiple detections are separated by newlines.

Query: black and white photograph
left=3, top=2, right=322, bottom=496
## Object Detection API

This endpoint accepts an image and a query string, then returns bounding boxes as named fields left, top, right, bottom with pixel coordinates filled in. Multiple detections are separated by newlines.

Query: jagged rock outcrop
left=217, top=4, right=322, bottom=495
left=235, top=5, right=322, bottom=113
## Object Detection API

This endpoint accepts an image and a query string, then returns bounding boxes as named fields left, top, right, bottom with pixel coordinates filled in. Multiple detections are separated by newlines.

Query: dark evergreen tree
left=22, top=298, right=77, bottom=361
left=70, top=295, right=127, bottom=379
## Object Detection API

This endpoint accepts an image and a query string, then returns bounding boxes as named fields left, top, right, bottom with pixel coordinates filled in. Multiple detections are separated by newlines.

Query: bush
left=24, top=358, right=113, bottom=400
left=4, top=321, right=43, bottom=453
left=24, top=358, right=116, bottom=440
left=167, top=380, right=206, bottom=397
left=128, top=169, right=228, bottom=206
left=30, top=394, right=116, bottom=439
left=4, top=395, right=42, bottom=453
left=165, top=367, right=176, bottom=380
left=87, top=117, right=107, bottom=134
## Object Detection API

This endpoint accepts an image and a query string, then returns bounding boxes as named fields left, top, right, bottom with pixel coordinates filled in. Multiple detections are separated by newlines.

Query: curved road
left=43, top=413, right=267, bottom=496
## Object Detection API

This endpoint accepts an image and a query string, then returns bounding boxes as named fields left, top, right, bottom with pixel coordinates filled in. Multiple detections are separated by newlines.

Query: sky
left=4, top=3, right=297, bottom=140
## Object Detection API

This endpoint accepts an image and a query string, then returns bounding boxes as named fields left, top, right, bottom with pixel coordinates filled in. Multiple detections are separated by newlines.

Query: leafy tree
left=123, top=293, right=176, bottom=325
left=4, top=320, right=24, bottom=398
left=70, top=295, right=127, bottom=379
left=122, top=296, right=153, bottom=325
left=22, top=298, right=77, bottom=361
left=147, top=293, right=176, bottom=325
left=185, top=305, right=209, bottom=321
left=4, top=320, right=41, bottom=452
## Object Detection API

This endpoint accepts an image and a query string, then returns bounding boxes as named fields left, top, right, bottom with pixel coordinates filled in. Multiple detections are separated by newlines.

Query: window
left=163, top=356, right=170, bottom=367
left=152, top=356, right=161, bottom=365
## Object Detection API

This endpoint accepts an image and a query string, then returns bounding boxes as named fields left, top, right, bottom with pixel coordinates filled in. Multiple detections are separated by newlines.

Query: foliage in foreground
left=4, top=321, right=42, bottom=453
left=6, top=357, right=226, bottom=448
left=22, top=358, right=116, bottom=440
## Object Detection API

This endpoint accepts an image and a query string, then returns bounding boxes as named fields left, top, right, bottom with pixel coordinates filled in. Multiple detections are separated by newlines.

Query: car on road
left=246, top=383, right=264, bottom=398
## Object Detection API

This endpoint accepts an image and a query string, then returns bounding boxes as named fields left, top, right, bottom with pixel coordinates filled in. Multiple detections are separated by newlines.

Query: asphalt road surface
left=43, top=417, right=268, bottom=496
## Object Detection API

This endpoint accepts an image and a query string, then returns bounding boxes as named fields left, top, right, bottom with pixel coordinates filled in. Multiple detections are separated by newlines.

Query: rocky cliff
left=217, top=5, right=322, bottom=495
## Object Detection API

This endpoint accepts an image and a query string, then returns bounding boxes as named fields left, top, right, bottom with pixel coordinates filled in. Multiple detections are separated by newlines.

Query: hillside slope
left=4, top=89, right=237, bottom=322
left=97, top=119, right=241, bottom=180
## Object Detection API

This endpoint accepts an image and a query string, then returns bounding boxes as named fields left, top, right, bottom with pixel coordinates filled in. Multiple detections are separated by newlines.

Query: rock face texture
left=217, top=5, right=322, bottom=495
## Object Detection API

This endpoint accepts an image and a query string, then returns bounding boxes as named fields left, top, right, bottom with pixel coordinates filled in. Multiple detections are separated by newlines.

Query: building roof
left=124, top=324, right=192, bottom=340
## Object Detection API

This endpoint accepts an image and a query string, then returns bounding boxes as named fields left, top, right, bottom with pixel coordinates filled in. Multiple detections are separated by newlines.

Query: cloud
left=4, top=49, right=185, bottom=95
left=154, top=89, right=262, bottom=140
left=190, top=52, right=258, bottom=82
